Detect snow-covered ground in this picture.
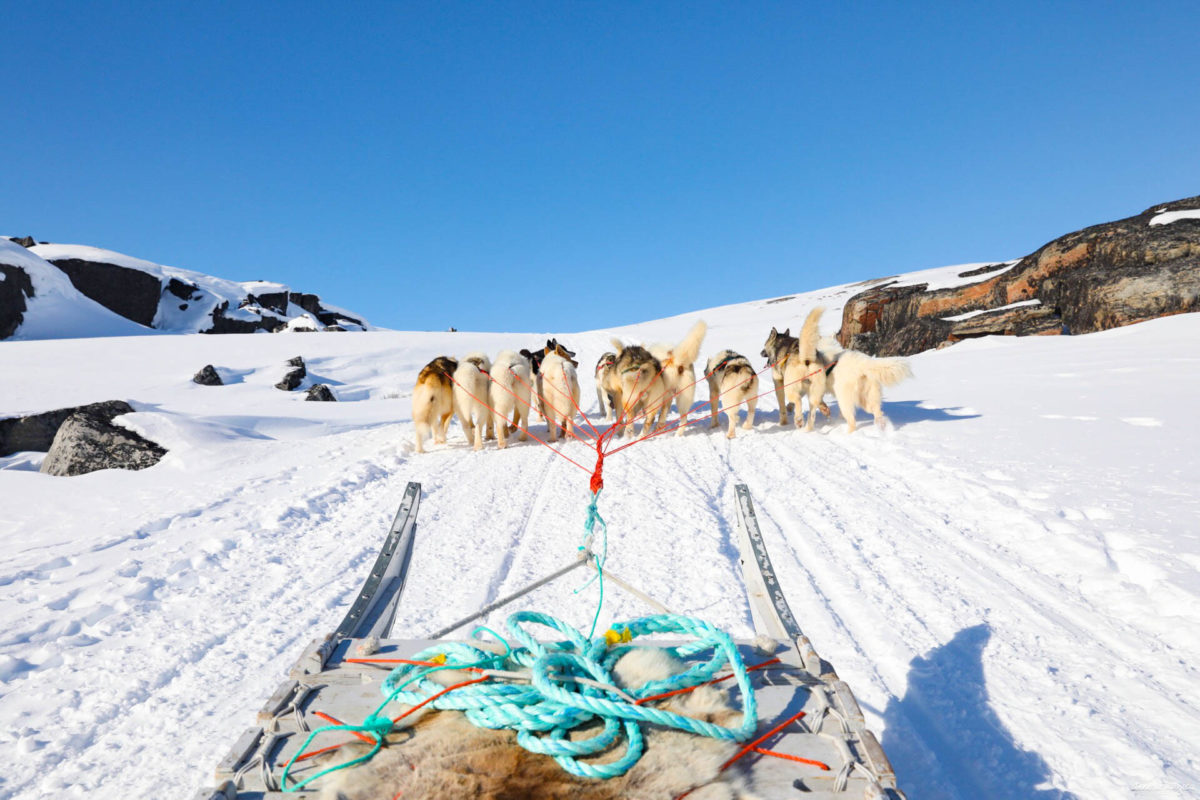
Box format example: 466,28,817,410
1,267,1198,799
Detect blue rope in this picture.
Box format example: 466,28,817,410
576,489,607,638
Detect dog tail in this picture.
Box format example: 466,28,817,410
799,307,824,362
860,355,913,386
672,320,707,366
610,337,626,354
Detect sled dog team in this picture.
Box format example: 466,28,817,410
412,308,912,453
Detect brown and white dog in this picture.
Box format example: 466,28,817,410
539,350,581,443
452,352,494,450
412,355,458,453
522,339,578,421
609,341,671,438
648,320,707,436
594,352,619,422
489,350,534,449
705,350,759,439
317,646,763,800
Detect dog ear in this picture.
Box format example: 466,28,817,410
783,328,791,337
520,348,533,359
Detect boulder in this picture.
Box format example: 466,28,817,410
838,195,1200,355
305,384,337,402
0,400,135,456
276,356,307,391
40,411,166,476
193,365,223,386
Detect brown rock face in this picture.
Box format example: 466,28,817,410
839,196,1200,355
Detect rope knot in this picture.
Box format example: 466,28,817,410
361,714,394,741
589,451,605,494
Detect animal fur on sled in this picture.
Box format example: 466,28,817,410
318,647,764,800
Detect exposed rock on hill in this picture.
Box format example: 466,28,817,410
839,196,1200,355
0,239,370,340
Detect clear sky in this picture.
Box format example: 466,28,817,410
4,2,1198,332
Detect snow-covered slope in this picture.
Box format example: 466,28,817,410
0,272,1197,799
0,239,371,339
0,239,151,340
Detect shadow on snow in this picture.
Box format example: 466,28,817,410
882,624,1075,800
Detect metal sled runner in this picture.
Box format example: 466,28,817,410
196,481,906,799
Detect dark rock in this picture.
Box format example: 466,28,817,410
253,290,289,315
50,258,161,326
193,365,223,386
838,195,1200,355
276,356,307,390
288,292,322,316
0,400,134,456
13,236,35,248
305,384,337,402
165,277,200,301
323,325,347,332
0,263,35,340
39,411,166,476
207,300,287,334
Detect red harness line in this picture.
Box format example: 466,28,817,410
607,362,824,455
441,369,595,476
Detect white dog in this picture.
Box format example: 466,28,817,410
797,308,913,433
539,350,581,443
648,320,707,435
453,352,494,450
489,350,534,449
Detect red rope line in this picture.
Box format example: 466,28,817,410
440,369,594,475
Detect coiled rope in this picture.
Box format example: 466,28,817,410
280,611,757,790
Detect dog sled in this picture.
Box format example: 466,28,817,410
195,482,906,800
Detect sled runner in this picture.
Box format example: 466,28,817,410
195,482,905,799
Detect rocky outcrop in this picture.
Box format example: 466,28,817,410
305,384,336,401
0,263,35,340
839,196,1200,355
40,411,166,476
50,258,162,327
276,356,307,391
0,400,136,456
193,365,223,386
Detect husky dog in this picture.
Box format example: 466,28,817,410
489,350,534,449
609,341,671,438
811,319,913,433
452,353,494,450
318,646,763,800
539,350,581,442
412,356,458,453
649,320,707,436
762,325,829,427
781,307,834,432
705,350,759,439
594,352,618,421
521,339,578,421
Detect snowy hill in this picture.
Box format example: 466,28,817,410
0,269,1198,799
0,238,371,340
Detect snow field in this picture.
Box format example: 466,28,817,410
1,278,1198,799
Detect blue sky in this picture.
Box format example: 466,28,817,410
4,2,1198,332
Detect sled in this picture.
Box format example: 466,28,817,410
195,481,906,799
